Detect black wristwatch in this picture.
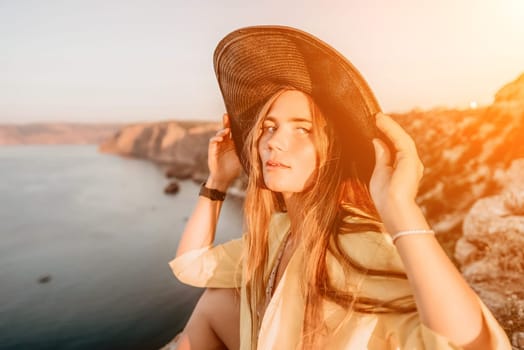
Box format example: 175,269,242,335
199,182,227,201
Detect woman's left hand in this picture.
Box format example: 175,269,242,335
369,113,425,218
369,114,497,349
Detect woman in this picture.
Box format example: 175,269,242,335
170,26,510,349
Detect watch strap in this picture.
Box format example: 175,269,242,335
199,182,226,201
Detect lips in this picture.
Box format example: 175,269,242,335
265,160,290,168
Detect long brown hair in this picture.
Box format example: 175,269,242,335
242,88,416,349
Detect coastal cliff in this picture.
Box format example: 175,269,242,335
0,123,122,145
394,73,524,241
396,74,524,345
99,121,221,183
455,159,524,342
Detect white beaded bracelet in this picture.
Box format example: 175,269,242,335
391,229,435,244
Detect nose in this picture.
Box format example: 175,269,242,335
266,128,288,151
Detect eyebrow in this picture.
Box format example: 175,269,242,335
264,116,313,123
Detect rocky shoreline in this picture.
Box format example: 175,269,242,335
98,120,248,195
99,74,524,348
99,120,218,180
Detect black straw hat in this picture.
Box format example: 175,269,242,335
213,25,382,183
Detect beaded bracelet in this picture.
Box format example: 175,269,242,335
391,229,435,244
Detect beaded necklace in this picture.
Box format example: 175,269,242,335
265,231,291,301
256,231,292,330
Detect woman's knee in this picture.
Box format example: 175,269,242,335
180,288,240,350
201,288,241,349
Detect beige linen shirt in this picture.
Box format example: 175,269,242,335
169,212,510,349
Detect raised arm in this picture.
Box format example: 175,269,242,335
176,113,242,258
369,113,506,350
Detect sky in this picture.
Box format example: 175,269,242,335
1,0,523,124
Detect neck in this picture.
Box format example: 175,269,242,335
283,194,302,238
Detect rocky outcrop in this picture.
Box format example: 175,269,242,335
393,77,524,245
99,121,221,183
495,73,524,104
455,159,524,345
394,77,524,345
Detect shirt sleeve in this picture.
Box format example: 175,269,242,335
404,299,511,350
168,238,243,288
334,232,511,349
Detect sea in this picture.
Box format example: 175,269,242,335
0,145,244,350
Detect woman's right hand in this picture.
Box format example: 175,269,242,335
207,113,242,190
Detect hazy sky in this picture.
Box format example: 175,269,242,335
1,0,523,124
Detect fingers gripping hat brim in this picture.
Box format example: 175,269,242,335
213,25,381,184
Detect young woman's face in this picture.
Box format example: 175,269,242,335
257,90,318,197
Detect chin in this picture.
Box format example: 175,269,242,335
263,179,303,193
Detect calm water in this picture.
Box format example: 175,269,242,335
0,145,244,350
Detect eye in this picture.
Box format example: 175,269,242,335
297,127,311,134
262,125,276,133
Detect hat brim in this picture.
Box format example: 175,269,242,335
213,25,381,184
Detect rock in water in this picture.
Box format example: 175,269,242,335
38,275,52,284
164,181,180,195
